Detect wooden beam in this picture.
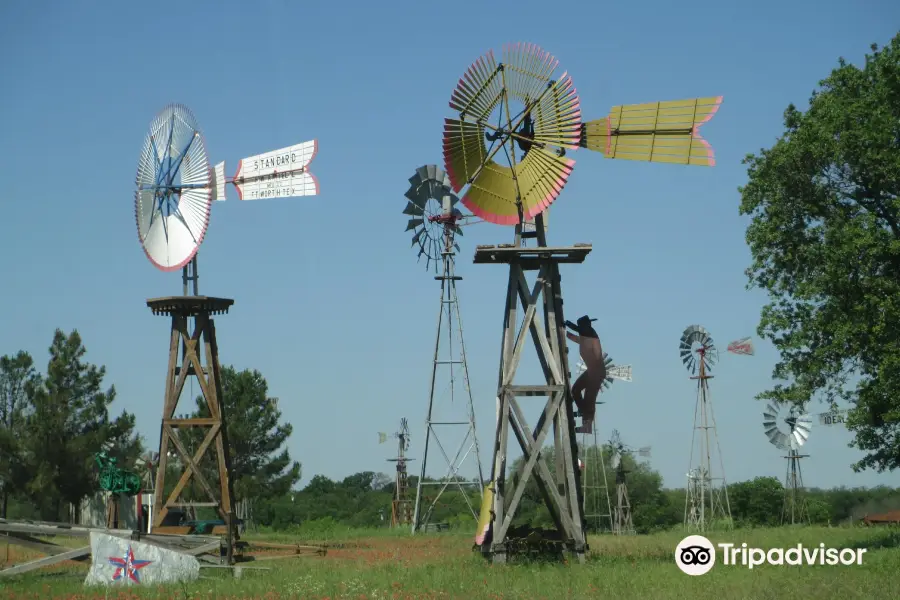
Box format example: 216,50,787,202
0,546,90,577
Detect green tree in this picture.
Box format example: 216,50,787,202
728,476,784,527
0,351,38,518
739,34,900,472
23,330,140,520
189,366,301,510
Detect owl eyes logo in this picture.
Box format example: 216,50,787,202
680,545,712,565
675,535,716,575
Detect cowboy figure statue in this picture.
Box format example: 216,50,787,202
565,315,606,434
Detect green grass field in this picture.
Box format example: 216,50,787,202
1,526,898,599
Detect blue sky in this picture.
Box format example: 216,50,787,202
1,0,899,492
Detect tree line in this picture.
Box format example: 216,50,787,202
1,329,898,534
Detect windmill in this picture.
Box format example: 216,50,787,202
443,42,722,563
133,450,158,534
763,401,812,525
680,326,751,531
402,165,485,534
380,418,415,528
573,354,632,533
607,430,650,535
134,104,318,552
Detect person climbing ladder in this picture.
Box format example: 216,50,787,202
565,315,607,434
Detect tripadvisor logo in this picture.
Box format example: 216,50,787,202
675,535,867,575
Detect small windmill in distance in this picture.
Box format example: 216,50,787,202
380,418,415,528
763,401,813,525
402,165,485,534
133,450,159,534
608,430,651,535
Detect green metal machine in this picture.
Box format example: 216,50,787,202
94,443,141,497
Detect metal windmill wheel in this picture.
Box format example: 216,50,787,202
679,325,718,375
763,401,812,451
402,165,463,272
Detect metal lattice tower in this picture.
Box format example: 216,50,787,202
684,467,704,530
401,165,485,534
580,430,613,533
575,360,631,534
783,448,810,525
680,325,732,531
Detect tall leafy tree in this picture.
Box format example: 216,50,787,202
0,351,38,517
739,34,900,472
189,366,301,509
24,330,140,520
728,476,784,527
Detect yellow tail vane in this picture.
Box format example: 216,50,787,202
580,96,722,166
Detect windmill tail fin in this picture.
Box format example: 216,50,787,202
580,96,722,166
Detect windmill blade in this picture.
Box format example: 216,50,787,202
403,198,425,215
580,97,722,166
610,451,621,469
443,120,575,225
790,412,813,448
762,400,801,451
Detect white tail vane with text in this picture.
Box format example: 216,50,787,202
727,337,754,356
606,364,633,382
818,410,848,426
211,140,319,201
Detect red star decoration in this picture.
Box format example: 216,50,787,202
108,545,152,583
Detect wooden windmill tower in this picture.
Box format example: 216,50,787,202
133,103,318,562
441,42,722,563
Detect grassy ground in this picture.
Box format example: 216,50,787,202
1,525,898,599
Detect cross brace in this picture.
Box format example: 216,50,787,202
474,245,592,563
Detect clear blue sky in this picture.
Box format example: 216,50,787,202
1,0,898,492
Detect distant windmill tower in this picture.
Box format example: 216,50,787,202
680,327,752,531
574,357,632,533
607,430,650,535
763,401,812,525
380,418,415,527
133,450,158,534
